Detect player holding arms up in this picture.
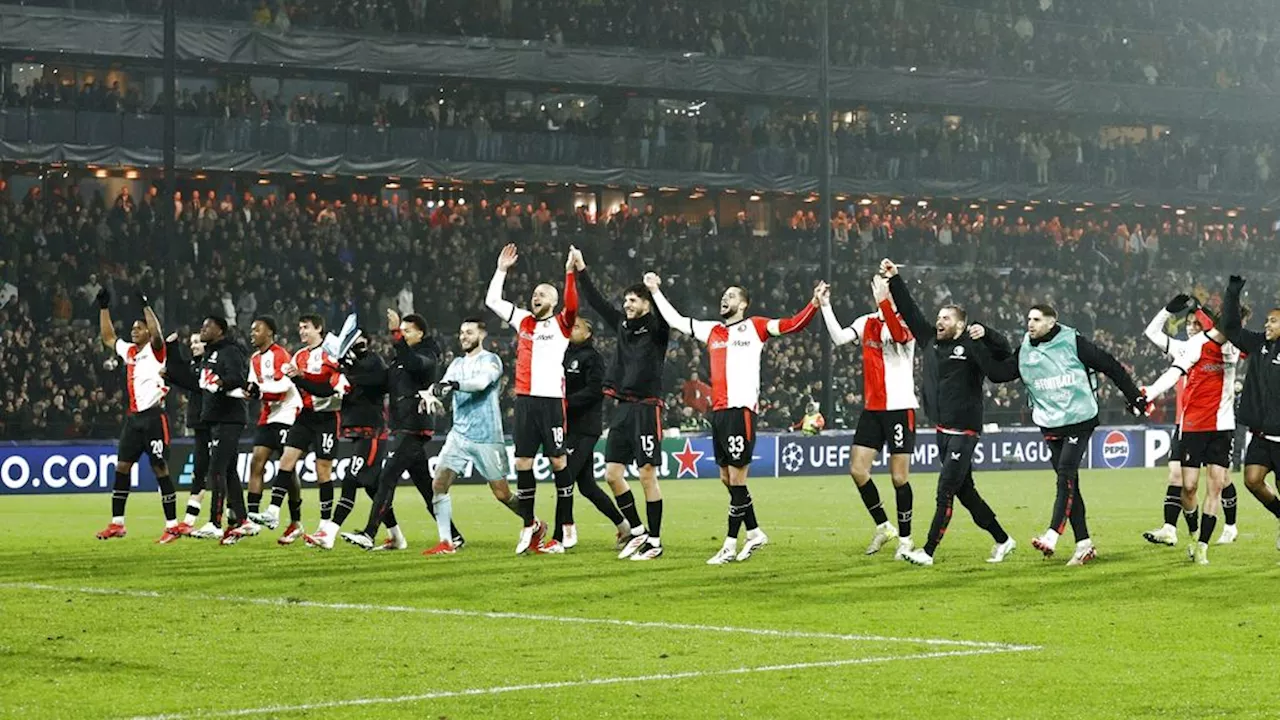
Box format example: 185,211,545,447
818,271,917,558
94,288,179,542
421,318,524,555
485,244,579,555
648,273,821,564
877,261,1016,566
1142,302,1239,565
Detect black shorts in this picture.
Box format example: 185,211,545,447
1244,434,1280,471
252,422,291,455
117,407,170,465
514,396,567,459
285,410,340,460
853,409,916,455
345,434,386,488
605,401,664,467
1168,426,1183,464
711,408,757,468
1181,430,1232,469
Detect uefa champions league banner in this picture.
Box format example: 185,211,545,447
0,427,1171,495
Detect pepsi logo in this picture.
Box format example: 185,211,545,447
1102,430,1130,469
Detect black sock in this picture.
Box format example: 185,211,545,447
1183,506,1200,534
741,487,758,531
247,491,262,515
1222,483,1239,526
1265,496,1280,519
728,486,748,538
894,482,913,538
516,468,536,525
271,469,293,509
857,480,889,525
111,471,130,519
319,482,334,521
1198,513,1218,545
646,499,663,539
615,489,644,530
334,481,359,526
156,475,177,523
1162,484,1181,526
553,466,574,541
184,496,201,521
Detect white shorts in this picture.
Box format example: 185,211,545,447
437,433,510,482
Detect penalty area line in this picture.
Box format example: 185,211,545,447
125,646,1033,720
0,582,1040,652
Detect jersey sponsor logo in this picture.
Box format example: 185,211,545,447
709,340,728,350
1101,430,1130,468
1032,373,1075,391
730,339,754,348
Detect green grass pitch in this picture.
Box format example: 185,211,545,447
3,468,1280,719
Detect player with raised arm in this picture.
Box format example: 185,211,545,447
341,310,449,550
421,318,524,556
251,315,342,544
1220,275,1280,549
873,261,1016,566
648,273,820,564
1141,296,1241,546
977,304,1148,566
94,287,179,542
484,244,579,555
575,249,667,554
1142,303,1239,565
819,271,917,559
303,332,415,551
243,316,302,540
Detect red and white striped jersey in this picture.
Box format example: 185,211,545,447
291,345,341,412
250,343,302,426
669,302,817,413
1173,334,1238,432
487,270,579,398
824,300,918,411
115,339,167,413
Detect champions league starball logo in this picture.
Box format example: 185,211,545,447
781,442,805,472
1102,431,1130,469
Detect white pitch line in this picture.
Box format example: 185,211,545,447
126,647,1030,720
0,582,1039,651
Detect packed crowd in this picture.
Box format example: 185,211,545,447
8,79,1280,196
2,176,1276,441
13,0,1280,92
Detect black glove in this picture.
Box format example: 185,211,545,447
431,381,460,400
135,289,149,308
1127,390,1150,418
1164,293,1192,313
95,288,111,310
245,382,261,399
1228,275,1246,292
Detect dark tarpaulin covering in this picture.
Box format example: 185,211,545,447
6,140,1279,208
2,7,1280,122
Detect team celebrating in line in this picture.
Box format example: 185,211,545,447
92,248,1280,566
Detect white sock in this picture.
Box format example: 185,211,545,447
165,519,177,529
1163,523,1176,533
649,536,661,547
1076,537,1092,549
1045,529,1060,545
747,527,765,540
182,514,196,525
631,526,647,537
389,525,405,543
723,537,738,550
112,516,124,525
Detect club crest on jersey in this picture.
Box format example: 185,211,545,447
568,360,579,371
737,324,747,333
951,345,966,358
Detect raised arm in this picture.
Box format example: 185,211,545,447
575,257,624,330
96,288,116,349
138,289,164,355
818,284,861,346
645,273,718,342
886,273,932,342
1223,275,1264,354
1145,294,1196,357
871,276,911,343
557,254,579,334
486,243,524,324
971,339,1022,383
764,283,821,337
